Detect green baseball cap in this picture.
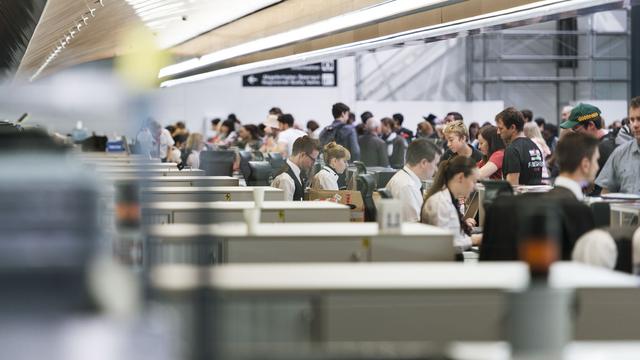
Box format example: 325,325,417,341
560,103,601,129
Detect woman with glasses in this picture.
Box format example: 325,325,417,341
311,142,351,191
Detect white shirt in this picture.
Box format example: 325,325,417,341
270,159,303,201
385,132,398,156
554,175,584,201
187,149,201,169
311,166,339,190
159,128,174,159
385,166,422,222
277,128,306,157
422,188,472,251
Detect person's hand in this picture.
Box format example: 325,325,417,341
465,218,477,228
471,234,482,246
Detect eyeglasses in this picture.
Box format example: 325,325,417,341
305,153,318,162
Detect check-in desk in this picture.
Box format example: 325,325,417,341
91,162,182,171
142,201,350,225
149,262,639,359
145,222,455,265
610,203,640,228
141,186,284,202
110,176,239,188
150,262,527,358
97,168,206,177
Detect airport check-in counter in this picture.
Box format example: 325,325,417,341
142,201,351,225
141,186,284,202
97,168,206,177
145,222,455,265
110,176,239,188
149,262,640,359
609,203,640,228
150,262,529,359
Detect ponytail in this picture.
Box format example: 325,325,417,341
422,155,477,235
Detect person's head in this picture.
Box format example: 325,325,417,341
147,120,162,138
495,107,525,144
555,131,600,182
332,102,350,121
405,138,442,180
468,122,480,141
521,109,533,123
290,136,321,172
477,125,505,159
380,117,395,135
417,121,434,137
543,123,558,141
277,113,295,130
392,113,404,128
175,121,186,130
629,96,640,142
366,118,381,135
560,103,603,136
361,111,374,124
534,117,546,132
347,112,356,125
443,121,469,154
211,118,221,130
239,124,260,141
185,132,205,152
165,124,176,135
269,107,283,116
323,142,351,174
306,120,319,133
426,156,479,200
220,119,235,136
445,111,463,123
561,105,573,121
524,122,545,142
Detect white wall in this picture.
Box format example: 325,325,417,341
150,57,357,132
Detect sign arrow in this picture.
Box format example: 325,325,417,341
247,75,259,85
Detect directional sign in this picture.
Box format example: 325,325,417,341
242,60,337,87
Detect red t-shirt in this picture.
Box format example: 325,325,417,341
476,149,504,180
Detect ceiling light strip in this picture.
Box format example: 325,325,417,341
159,0,455,78
160,0,627,87
30,0,110,82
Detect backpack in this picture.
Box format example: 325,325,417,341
319,122,345,146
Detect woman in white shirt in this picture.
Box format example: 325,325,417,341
421,156,481,254
311,142,350,190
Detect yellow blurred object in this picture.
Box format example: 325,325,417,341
115,26,171,89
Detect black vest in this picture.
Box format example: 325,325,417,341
277,163,305,201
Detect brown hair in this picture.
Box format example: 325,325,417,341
291,135,321,157
555,132,599,174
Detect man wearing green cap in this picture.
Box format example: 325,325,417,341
560,103,617,195
595,97,640,194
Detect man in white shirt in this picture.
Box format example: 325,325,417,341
136,120,174,160
277,113,306,158
385,138,442,222
271,136,321,201
552,132,600,201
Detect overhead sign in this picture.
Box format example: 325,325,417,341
242,61,337,87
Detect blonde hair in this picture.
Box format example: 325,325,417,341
523,122,545,142
185,132,204,151
443,120,468,140
324,141,350,163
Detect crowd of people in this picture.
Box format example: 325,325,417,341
135,98,640,258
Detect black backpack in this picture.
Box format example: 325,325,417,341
319,122,345,147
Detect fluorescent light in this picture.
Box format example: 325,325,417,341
159,0,451,78
160,0,624,87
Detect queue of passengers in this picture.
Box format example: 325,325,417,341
136,98,640,260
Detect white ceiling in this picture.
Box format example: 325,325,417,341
125,0,281,49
